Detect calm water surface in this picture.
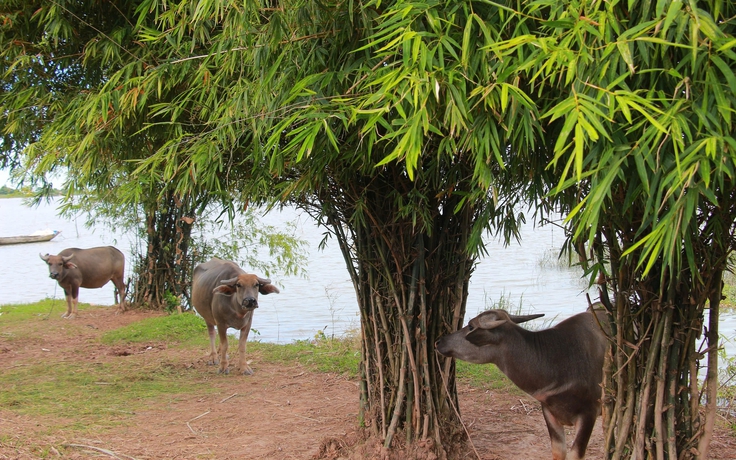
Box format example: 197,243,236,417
2,197,734,353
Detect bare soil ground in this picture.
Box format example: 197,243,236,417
1,306,735,459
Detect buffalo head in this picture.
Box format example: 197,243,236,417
213,273,280,314
435,309,544,363
40,253,77,280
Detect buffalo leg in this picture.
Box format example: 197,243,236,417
62,288,73,318
568,410,597,460
237,314,254,375
205,323,219,365
62,286,80,319
542,405,567,460
112,276,127,312
70,285,80,319
217,324,230,374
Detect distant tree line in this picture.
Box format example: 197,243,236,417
0,185,60,197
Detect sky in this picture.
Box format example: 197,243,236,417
0,168,65,188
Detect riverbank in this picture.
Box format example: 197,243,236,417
1,302,735,459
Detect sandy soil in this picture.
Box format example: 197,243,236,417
1,306,735,459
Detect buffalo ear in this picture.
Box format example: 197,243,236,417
64,262,78,269
213,285,236,295
259,283,280,295
476,318,507,330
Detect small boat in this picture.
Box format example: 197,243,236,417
0,230,61,246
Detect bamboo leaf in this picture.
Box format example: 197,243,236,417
616,41,636,74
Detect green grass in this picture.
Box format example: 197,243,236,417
100,311,207,346
455,361,519,393
251,336,362,376
0,299,92,322
0,358,211,431
0,301,516,439
98,312,363,375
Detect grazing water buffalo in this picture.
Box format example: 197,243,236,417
40,246,127,319
436,305,610,460
191,258,280,375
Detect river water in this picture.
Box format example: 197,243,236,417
2,197,734,353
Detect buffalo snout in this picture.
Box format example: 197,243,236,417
242,297,258,309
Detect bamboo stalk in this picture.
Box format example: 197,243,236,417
608,296,626,459
654,306,673,460
634,309,664,458
371,293,387,438
666,338,679,460
614,359,638,459
696,278,721,460
384,347,407,448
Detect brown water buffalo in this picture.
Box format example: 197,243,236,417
191,257,280,375
40,246,127,319
436,305,610,460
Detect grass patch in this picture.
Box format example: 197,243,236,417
251,334,362,377
455,361,520,393
1,300,517,438
0,358,211,430
100,311,207,346
0,299,92,322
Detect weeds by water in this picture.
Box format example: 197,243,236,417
722,270,736,311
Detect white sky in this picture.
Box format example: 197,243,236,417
0,168,66,188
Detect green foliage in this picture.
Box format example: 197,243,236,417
2,0,734,455
190,208,308,280
491,0,736,280
162,290,181,314
100,312,206,346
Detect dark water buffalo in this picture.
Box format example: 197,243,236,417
40,246,127,319
436,305,610,460
191,257,280,375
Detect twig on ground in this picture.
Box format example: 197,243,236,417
186,410,211,435
220,393,238,403
63,443,137,460
511,399,538,416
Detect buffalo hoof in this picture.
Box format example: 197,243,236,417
241,367,254,376
217,368,230,375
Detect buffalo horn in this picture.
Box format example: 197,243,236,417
509,313,545,324
39,253,50,262
219,277,239,286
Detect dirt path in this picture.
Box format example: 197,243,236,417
1,306,735,459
